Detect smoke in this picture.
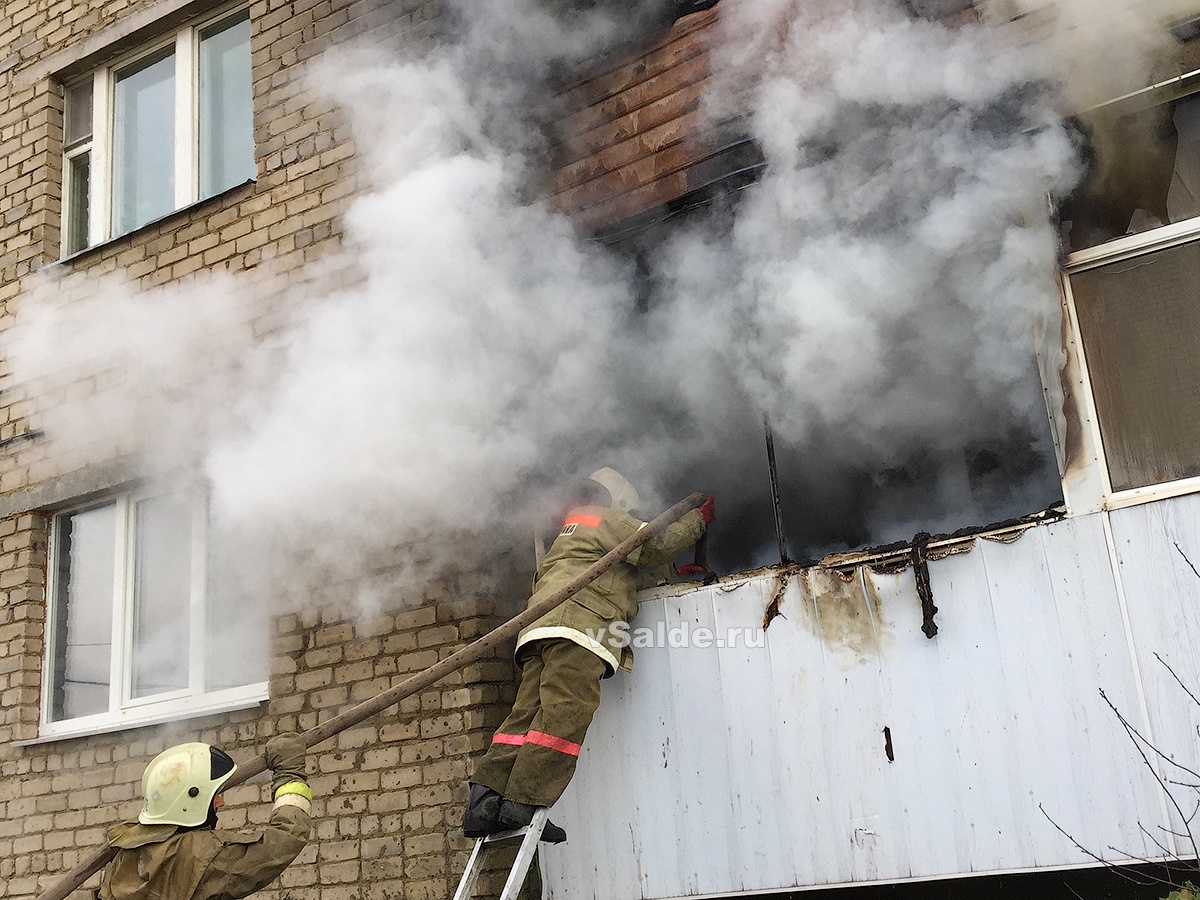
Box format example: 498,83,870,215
978,0,1200,112
14,0,1105,608
642,0,1082,553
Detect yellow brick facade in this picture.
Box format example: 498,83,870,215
0,2,526,899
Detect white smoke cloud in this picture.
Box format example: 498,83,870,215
13,0,1114,605
641,0,1080,544
979,0,1200,111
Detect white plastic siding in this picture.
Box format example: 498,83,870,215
541,492,1200,898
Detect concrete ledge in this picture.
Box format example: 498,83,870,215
0,460,141,518
15,0,230,88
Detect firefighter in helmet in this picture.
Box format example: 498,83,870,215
99,732,312,900
462,468,715,842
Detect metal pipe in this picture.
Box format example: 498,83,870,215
34,492,706,900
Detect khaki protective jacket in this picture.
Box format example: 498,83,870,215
98,805,309,900
516,504,705,675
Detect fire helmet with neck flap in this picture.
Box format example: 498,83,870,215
588,467,641,517
138,742,237,827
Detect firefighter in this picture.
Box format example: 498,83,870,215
462,468,715,842
99,732,312,900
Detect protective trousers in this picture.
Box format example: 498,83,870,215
472,639,608,807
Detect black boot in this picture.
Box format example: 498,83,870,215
498,799,567,844
462,784,503,838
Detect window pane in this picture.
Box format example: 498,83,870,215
205,552,267,691
65,79,94,147
113,47,175,236
65,152,91,255
49,504,116,722
1070,238,1200,490
131,494,192,698
199,11,254,198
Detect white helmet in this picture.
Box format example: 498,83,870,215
138,742,237,827
589,468,641,516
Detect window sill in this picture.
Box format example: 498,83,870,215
1064,214,1200,272
1103,475,1200,512
15,681,269,745
49,178,256,269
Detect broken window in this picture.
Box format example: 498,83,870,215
1061,88,1200,253
597,192,1064,574
43,489,266,736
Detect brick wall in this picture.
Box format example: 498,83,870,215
0,1,532,899
0,581,516,900
0,0,436,491
0,0,728,897
545,7,732,230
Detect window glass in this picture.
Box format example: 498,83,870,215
49,503,116,722
45,490,266,730
205,559,268,690
62,8,255,255
199,10,254,198
1070,238,1200,490
131,494,192,698
64,80,93,147
112,46,176,235
65,153,91,255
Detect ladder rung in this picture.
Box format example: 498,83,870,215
481,824,534,844
453,808,549,900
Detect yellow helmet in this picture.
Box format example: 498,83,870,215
138,742,237,827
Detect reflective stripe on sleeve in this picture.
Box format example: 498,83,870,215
492,732,526,746
564,514,602,528
273,793,312,814
274,781,314,802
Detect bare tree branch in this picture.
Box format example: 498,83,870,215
1100,689,1200,863
1156,651,1200,712
1139,820,1176,858
1102,689,1200,782
1039,804,1159,885
1101,847,1197,888
1174,542,1200,581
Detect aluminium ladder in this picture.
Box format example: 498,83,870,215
452,808,548,900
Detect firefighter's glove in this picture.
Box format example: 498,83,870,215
699,496,716,525
265,732,309,799
676,564,708,577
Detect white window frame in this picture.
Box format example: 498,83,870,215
61,2,253,257
1048,73,1200,514
38,489,267,740
1058,218,1200,514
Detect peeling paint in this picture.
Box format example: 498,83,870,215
1056,299,1089,482
911,533,939,639
678,511,1062,647
762,571,790,629
853,828,879,848
816,508,1059,575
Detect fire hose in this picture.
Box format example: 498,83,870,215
35,492,706,900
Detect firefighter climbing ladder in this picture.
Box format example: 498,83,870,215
452,809,549,900
34,493,705,900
